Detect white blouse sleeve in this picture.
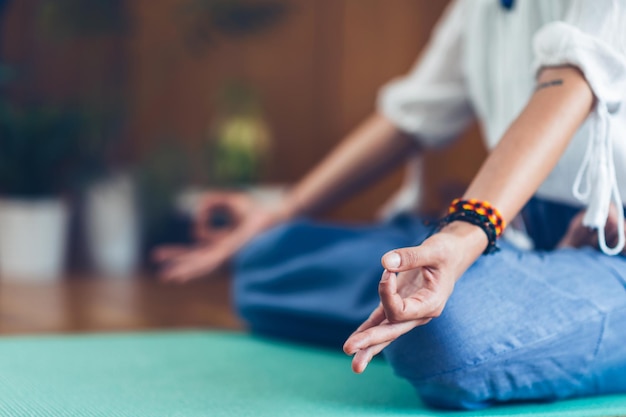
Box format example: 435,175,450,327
377,0,473,148
533,0,626,255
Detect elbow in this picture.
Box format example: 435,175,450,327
536,65,595,115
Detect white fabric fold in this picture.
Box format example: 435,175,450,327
572,104,625,254
377,0,474,148
534,19,626,254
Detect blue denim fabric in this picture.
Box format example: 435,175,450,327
233,199,626,409
234,215,427,347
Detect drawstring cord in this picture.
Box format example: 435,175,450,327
572,103,625,255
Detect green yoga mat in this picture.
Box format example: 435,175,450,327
0,331,624,417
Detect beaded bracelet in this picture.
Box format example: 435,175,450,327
435,199,506,255
449,199,506,237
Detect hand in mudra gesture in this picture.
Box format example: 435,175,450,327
153,191,286,283
344,222,486,373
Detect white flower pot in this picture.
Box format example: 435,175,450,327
85,174,140,277
0,198,69,281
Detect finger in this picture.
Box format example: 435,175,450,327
379,272,440,323
152,246,192,263
354,304,385,333
381,244,440,273
160,260,208,283
346,318,429,353
159,249,222,283
195,209,237,242
196,228,231,246
194,210,213,241
378,271,406,321
159,257,197,283
194,193,246,241
172,255,219,282
344,305,385,355
604,207,620,248
591,228,600,249
194,206,235,242
351,340,392,374
606,228,619,249
557,210,589,248
159,215,254,282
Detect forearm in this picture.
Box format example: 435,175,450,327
443,66,594,264
464,66,594,221
281,113,418,219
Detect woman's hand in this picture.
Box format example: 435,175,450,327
153,191,289,283
558,204,626,255
192,192,255,243
343,222,486,373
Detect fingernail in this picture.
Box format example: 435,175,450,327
385,252,401,268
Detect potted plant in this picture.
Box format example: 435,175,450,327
178,0,285,187
174,1,289,216
0,102,82,280
209,81,272,188
36,0,139,277
76,102,140,278
175,81,281,226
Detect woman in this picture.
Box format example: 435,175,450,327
156,0,626,410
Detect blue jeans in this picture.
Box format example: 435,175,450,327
233,199,626,409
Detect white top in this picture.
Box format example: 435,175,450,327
379,0,626,254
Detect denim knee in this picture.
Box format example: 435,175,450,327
232,219,375,347
384,325,494,410
234,220,308,272
383,250,608,410
232,221,299,321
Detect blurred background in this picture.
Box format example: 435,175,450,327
0,0,485,284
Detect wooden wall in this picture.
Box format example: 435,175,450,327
3,0,487,220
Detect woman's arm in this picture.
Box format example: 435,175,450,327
281,113,418,219
344,65,594,372
464,66,593,221
156,113,418,282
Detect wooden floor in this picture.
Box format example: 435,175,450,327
0,274,243,335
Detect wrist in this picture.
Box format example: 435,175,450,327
276,193,302,222
438,221,489,263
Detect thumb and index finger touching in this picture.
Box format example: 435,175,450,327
344,244,441,350
194,193,249,242
381,241,441,272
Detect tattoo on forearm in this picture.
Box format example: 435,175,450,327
535,79,563,91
